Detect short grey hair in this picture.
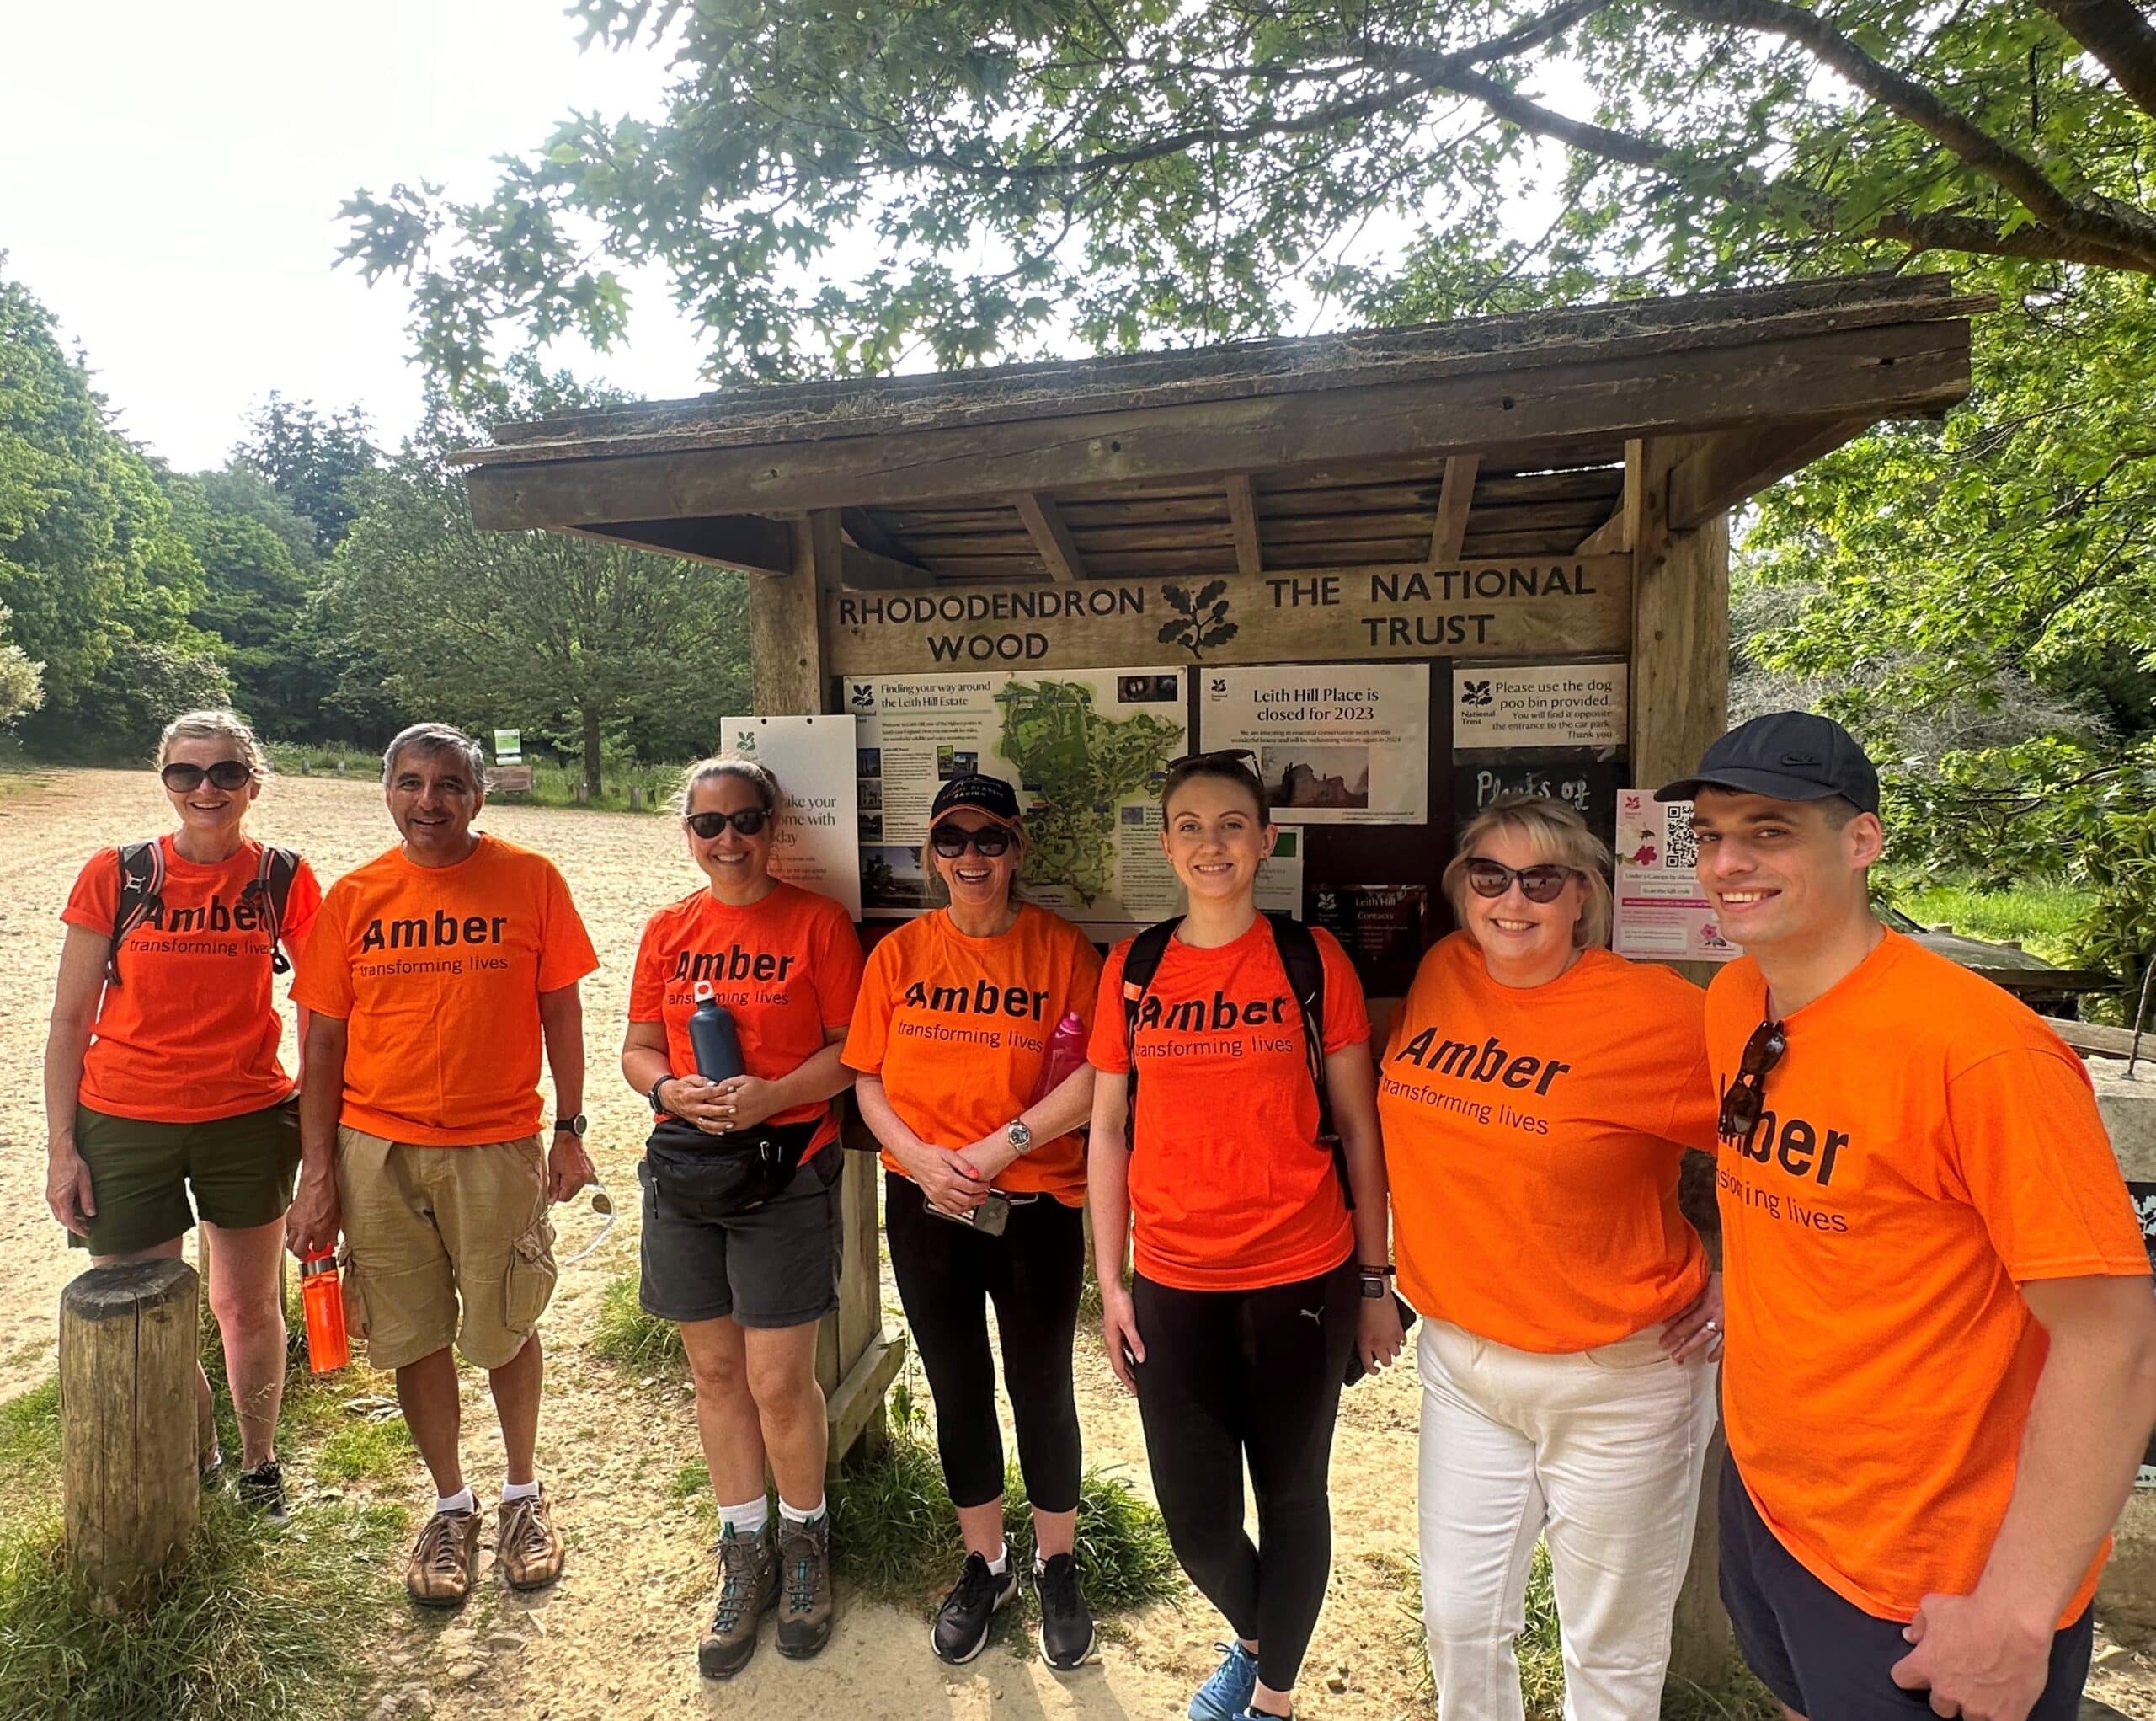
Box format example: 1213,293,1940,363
382,723,487,788
1444,793,1614,949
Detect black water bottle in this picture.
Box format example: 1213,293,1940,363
688,981,745,1081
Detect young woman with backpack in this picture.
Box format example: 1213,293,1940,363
41,708,323,1520
1088,750,1403,1721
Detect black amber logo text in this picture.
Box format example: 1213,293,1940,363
904,978,1050,1020
136,896,270,935
1133,990,1289,1033
1723,1099,1847,1187
359,911,510,954
672,944,798,985
1391,1029,1572,1097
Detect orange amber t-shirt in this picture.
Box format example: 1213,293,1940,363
629,880,865,1159
61,836,323,1123
1380,933,1718,1352
1710,931,2148,1626
291,834,599,1146
1091,918,1369,1291
844,904,1102,1206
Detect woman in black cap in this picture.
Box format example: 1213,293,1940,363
844,774,1104,1670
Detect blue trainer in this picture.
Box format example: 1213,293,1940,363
1188,1642,1259,1721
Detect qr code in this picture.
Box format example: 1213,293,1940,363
1662,808,1700,871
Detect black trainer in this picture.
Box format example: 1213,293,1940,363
236,1459,287,1524
931,1551,1017,1665
1035,1551,1095,1670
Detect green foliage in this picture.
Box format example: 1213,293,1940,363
0,605,42,726
231,396,378,553
0,264,223,754
590,1272,686,1373
318,360,750,795
310,1417,419,1487
1881,878,2091,968
338,0,2156,383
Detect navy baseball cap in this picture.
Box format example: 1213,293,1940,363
1655,712,1880,815
929,773,1024,830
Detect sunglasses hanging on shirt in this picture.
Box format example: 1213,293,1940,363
930,824,1013,858
686,808,771,839
161,761,254,792
1718,1018,1787,1147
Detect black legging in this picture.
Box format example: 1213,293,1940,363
1132,1258,1358,1693
884,1169,1085,1513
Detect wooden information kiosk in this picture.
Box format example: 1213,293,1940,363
455,272,1983,1681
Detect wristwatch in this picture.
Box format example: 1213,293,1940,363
1358,1263,1393,1301
648,1076,674,1115
555,1113,589,1137
1006,1119,1034,1157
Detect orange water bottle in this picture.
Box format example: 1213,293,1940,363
300,1248,352,1373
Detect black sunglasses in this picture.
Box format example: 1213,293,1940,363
1465,858,1582,904
930,824,1012,858
686,808,771,839
1718,1018,1787,1147
1166,747,1262,782
161,761,254,792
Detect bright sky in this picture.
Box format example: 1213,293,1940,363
1,0,709,471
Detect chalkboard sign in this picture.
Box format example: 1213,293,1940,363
1449,757,1620,851
1310,884,1431,997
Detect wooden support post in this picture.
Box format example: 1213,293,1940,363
1225,473,1263,577
61,1259,200,1611
750,513,835,714
1428,453,1480,564
1011,492,1086,583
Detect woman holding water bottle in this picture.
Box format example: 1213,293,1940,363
620,756,865,1681
844,774,1103,1672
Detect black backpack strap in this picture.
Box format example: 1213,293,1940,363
1262,911,1353,1207
107,840,166,987
243,845,302,975
1118,917,1183,1145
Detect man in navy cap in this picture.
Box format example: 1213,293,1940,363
1665,712,2156,1721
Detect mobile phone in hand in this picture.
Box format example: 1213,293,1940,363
922,1190,1011,1236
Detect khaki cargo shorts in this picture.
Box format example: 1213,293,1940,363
334,1127,558,1371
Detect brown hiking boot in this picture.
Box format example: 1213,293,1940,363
774,1512,834,1659
406,1507,482,1607
697,1523,777,1680
497,1489,564,1590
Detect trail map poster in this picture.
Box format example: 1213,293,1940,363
844,670,1190,933
717,714,863,920
1198,665,1430,824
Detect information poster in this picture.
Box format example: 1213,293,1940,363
1452,662,1627,751
844,669,1190,934
1199,665,1429,824
1310,884,1428,996
492,727,523,763
718,714,864,921
1611,789,1737,964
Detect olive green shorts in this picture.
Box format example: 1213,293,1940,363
70,1099,302,1257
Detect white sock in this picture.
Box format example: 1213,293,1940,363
500,1478,541,1505
435,1486,475,1516
984,1541,1009,1576
777,1494,825,1525
720,1496,770,1537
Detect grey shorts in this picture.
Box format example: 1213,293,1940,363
638,1143,842,1330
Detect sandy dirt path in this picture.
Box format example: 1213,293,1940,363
7,767,2152,1719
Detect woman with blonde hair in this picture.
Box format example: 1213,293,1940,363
43,708,323,1520
1379,793,1721,1721
620,756,865,1678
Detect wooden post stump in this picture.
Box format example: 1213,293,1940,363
61,1259,200,1611
628,784,646,811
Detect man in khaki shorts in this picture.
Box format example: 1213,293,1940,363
288,724,599,1606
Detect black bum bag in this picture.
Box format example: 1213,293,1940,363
641,1117,819,1217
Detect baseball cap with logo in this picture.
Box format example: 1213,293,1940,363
929,773,1025,831
1654,711,1880,815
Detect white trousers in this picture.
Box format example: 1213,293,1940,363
1417,1317,1718,1721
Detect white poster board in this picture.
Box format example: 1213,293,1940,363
1198,664,1429,823
718,714,863,921
1611,789,1737,964
1453,662,1627,751
492,727,523,764
844,669,1191,936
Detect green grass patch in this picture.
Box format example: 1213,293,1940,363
830,1430,1179,1621
0,1495,403,1721
310,1416,417,1487
1878,875,2093,969
0,1385,60,1525
518,758,677,813
590,1272,686,1375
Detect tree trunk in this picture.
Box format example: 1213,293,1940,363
580,707,602,799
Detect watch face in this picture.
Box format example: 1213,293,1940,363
1008,1120,1033,1152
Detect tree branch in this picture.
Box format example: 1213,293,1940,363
2031,0,2156,120
1871,210,2156,273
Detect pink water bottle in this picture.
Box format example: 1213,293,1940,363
1031,1011,1088,1103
